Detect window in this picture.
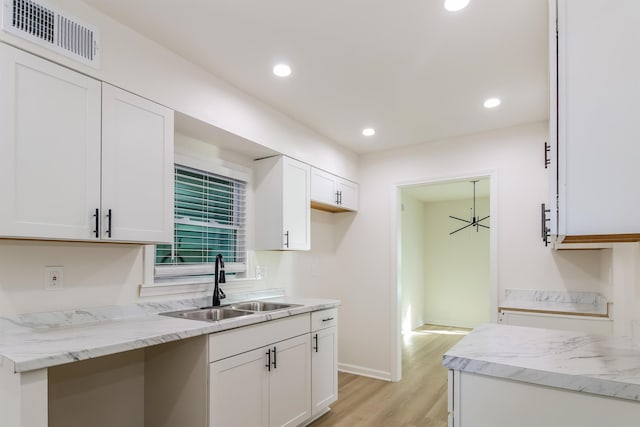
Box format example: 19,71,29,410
155,164,246,282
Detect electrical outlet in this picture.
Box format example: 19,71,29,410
255,265,264,280
45,266,64,290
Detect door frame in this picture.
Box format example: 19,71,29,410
389,169,498,382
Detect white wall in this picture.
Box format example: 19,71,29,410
423,197,490,328
332,121,610,379
399,193,425,333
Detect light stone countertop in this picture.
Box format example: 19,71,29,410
0,290,340,373
443,323,640,402
499,289,608,316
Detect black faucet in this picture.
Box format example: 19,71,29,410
212,253,226,306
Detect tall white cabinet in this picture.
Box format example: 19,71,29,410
549,0,640,244
0,42,174,244
254,156,310,250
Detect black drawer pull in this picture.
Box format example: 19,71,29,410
322,317,334,322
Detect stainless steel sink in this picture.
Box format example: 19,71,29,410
161,307,253,321
229,301,301,312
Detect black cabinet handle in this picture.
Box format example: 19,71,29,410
272,346,277,369
284,231,289,248
93,208,99,238
544,142,551,169
541,203,551,247
106,209,112,238
265,348,271,372
339,190,343,205
322,317,334,322
335,191,340,205
313,333,318,353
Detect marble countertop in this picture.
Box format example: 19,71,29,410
0,290,339,373
499,289,608,316
443,323,640,402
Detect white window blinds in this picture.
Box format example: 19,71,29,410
155,165,246,280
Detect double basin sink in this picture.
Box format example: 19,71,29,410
161,301,301,322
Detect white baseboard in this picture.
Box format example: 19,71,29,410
421,317,480,329
338,363,392,381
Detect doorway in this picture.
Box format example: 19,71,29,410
390,173,498,381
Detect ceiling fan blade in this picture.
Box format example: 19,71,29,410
477,215,490,223
477,223,490,229
450,222,474,235
449,215,471,224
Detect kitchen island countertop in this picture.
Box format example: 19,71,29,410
443,323,640,402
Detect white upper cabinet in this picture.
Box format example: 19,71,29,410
101,84,174,243
0,43,174,244
0,42,102,240
310,167,358,212
254,156,310,250
550,0,640,243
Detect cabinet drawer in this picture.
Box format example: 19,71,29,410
311,308,338,331
209,313,310,362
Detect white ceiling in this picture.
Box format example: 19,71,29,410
403,178,489,203
82,0,548,154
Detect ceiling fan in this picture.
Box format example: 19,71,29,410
449,180,490,235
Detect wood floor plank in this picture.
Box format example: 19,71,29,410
309,324,469,427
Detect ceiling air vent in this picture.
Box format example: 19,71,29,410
1,0,100,68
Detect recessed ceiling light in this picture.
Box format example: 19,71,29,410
444,0,470,12
273,63,292,77
362,128,376,136
483,97,501,109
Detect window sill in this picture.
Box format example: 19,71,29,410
139,277,261,297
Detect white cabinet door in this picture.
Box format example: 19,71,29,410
310,168,339,206
553,0,640,238
336,178,358,211
254,156,310,250
0,42,101,240
269,334,311,427
281,157,310,250
311,327,338,416
101,83,174,243
209,346,269,427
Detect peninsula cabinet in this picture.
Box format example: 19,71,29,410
549,0,640,246
0,42,174,244
448,370,640,427
310,167,358,212
254,155,310,250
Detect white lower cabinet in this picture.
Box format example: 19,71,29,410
310,309,338,417
144,311,336,427
208,314,312,427
210,334,311,427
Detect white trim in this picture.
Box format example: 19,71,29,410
338,363,392,382
140,152,252,295
390,169,499,383
174,151,250,183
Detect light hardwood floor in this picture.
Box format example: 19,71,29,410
309,324,469,427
